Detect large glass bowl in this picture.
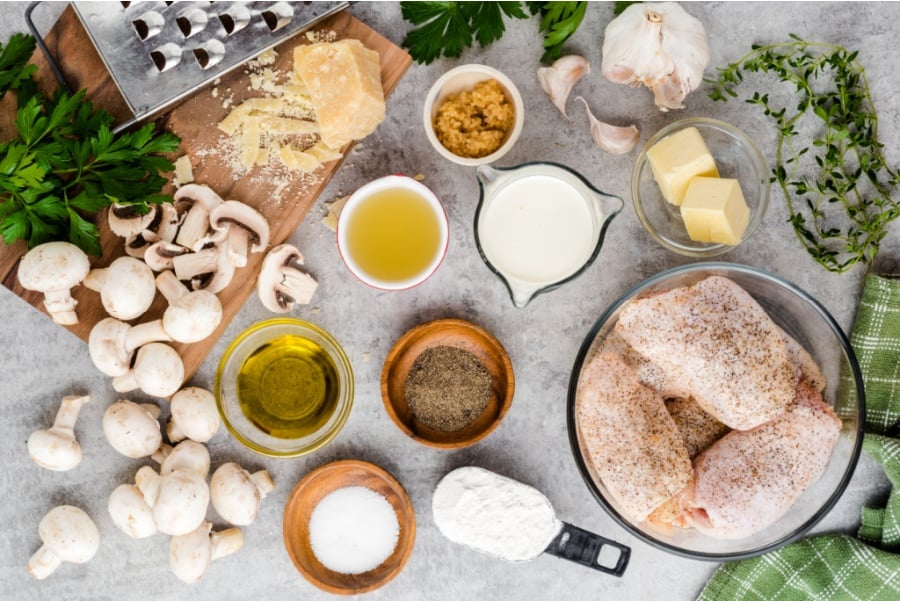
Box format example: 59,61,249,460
632,118,770,257
567,263,864,560
215,318,354,458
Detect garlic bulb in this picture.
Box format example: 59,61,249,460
576,97,639,155
601,2,710,111
537,55,590,121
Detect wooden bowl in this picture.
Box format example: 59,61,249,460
381,318,515,449
283,459,416,594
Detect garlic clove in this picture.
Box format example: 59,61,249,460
601,2,710,111
537,55,591,121
576,97,640,155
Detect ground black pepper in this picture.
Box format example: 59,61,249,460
404,345,492,432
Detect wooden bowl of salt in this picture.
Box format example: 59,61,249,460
381,318,515,449
283,459,416,594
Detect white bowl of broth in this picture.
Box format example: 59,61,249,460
337,175,449,290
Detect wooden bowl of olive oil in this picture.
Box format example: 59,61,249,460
381,318,515,449
215,318,353,457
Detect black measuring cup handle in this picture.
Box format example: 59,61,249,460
544,522,630,576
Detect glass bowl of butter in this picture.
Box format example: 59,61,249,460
631,118,769,257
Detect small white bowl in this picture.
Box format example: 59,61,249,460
423,64,525,167
336,175,449,291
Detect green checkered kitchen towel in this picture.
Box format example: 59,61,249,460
697,274,900,601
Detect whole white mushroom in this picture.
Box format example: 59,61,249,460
108,483,157,539
135,465,209,537
27,394,90,471
169,521,244,584
152,440,211,479
17,242,91,325
112,342,184,398
27,505,100,580
210,463,275,526
83,256,156,321
167,387,220,443
102,400,162,459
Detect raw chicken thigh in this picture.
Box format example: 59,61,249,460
680,378,841,538
576,352,693,522
615,275,798,430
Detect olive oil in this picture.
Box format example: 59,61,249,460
236,334,339,439
344,187,442,283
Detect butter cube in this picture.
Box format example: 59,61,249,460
646,127,719,206
293,39,385,149
680,177,750,245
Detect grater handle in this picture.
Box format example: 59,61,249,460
25,1,72,93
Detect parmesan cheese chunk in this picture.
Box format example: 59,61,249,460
293,39,385,149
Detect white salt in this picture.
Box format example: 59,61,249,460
308,486,400,574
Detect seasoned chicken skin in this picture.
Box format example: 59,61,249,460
576,352,693,522
615,275,798,430
680,378,841,539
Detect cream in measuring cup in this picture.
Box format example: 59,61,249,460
475,163,622,307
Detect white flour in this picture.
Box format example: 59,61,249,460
432,467,561,562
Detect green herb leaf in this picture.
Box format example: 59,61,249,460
0,33,37,99
528,1,588,63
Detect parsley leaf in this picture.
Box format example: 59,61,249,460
0,34,181,255
527,1,588,63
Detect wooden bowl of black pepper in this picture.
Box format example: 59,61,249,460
381,318,515,449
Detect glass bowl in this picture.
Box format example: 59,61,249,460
215,318,353,458
631,118,770,257
567,263,864,560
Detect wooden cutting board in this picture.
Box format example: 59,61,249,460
0,6,412,384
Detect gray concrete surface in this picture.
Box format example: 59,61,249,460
1,2,898,600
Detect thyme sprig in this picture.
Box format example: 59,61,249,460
707,35,900,273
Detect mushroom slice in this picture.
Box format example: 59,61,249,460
145,241,191,272
537,55,591,120
172,248,219,282
155,202,183,243
17,242,91,325
83,256,157,321
156,270,222,343
174,184,224,250
257,244,318,313
170,521,244,584
28,506,100,580
168,387,220,443
123,231,157,260
27,394,90,472
108,203,159,238
111,342,185,398
576,97,640,155
102,400,163,459
207,200,270,268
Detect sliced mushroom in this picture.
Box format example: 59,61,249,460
173,246,237,294
174,184,224,250
156,270,222,343
257,244,318,313
169,521,244,584
83,256,156,321
108,203,158,238
17,242,91,325
111,342,184,398
144,241,191,272
102,399,162,459
155,202,182,243
27,394,91,472
206,200,270,267
167,387,220,443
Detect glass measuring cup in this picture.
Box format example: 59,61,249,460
474,162,623,308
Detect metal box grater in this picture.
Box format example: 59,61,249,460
69,1,349,131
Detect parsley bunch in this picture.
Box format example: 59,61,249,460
707,36,900,273
401,1,592,64
0,33,180,256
